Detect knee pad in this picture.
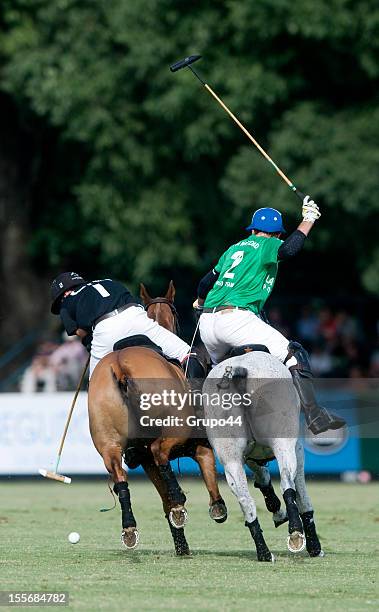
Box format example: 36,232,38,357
285,341,312,377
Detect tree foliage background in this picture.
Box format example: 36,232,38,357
0,0,378,347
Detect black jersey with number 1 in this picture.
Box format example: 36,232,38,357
59,279,137,335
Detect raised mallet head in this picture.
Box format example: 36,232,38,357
170,55,202,73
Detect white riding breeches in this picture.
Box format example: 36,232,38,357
199,308,296,366
89,305,190,377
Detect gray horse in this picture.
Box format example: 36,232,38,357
202,350,324,562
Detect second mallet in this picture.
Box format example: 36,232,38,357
170,55,305,201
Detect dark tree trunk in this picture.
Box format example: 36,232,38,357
0,94,48,356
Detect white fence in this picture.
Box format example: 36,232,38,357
0,393,106,475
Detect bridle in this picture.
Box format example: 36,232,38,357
144,298,180,335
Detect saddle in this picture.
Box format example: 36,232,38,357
222,343,270,361
217,344,271,391
113,335,182,368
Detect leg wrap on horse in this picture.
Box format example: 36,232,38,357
158,463,186,506
254,481,281,514
183,353,207,394
283,488,303,534
165,515,190,555
301,510,322,557
245,518,272,562
286,341,346,435
114,482,137,528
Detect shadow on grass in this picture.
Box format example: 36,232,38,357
103,548,330,562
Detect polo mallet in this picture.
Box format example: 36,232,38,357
170,55,305,201
39,355,90,484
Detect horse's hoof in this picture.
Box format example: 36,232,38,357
273,510,288,528
169,506,188,529
257,551,275,562
310,549,325,558
209,500,228,523
176,547,191,557
287,531,306,553
121,527,139,550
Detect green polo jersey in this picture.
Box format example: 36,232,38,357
204,235,282,314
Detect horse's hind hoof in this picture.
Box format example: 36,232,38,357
169,506,188,529
209,500,228,523
287,531,306,553
310,549,325,558
121,527,139,550
176,546,191,557
258,551,275,562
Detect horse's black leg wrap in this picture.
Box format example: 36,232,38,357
158,463,186,506
301,510,322,557
283,488,303,534
245,518,272,561
254,480,281,514
166,515,190,555
114,482,137,528
287,341,346,435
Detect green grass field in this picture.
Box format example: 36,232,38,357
1,479,378,611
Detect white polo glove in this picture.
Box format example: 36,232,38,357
302,195,321,223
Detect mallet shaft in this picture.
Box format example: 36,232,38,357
179,60,305,201
205,85,292,187
56,355,90,467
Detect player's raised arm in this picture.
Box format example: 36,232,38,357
278,196,321,260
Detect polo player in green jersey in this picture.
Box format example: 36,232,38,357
194,196,346,435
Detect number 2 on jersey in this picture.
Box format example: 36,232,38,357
223,251,244,279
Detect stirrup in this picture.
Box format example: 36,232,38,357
305,406,346,435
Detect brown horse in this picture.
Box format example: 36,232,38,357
88,283,226,555
88,333,194,552
140,281,227,517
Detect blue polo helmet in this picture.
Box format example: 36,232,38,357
246,207,285,233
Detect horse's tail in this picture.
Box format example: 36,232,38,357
111,365,142,439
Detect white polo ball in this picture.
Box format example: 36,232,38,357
68,531,80,544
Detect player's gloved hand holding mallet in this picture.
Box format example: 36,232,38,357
302,196,321,223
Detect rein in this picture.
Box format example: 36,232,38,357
144,298,180,335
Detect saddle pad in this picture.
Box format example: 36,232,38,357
113,334,163,353
226,344,270,359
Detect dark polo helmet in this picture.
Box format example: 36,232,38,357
50,272,85,314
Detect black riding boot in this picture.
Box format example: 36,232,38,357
287,342,346,435
183,353,207,391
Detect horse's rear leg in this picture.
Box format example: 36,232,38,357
103,446,139,550
222,457,273,562
150,437,188,529
271,439,305,554
194,444,227,523
142,461,190,556
246,459,288,528
294,441,324,557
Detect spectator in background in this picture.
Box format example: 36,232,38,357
266,307,291,337
20,343,57,392
296,305,319,344
335,310,361,342
49,333,88,391
318,307,338,342
309,341,333,377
